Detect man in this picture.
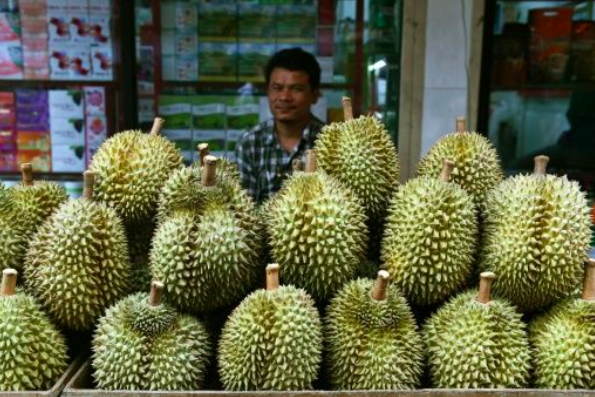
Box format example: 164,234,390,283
235,48,324,203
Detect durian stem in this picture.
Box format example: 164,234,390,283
533,155,549,176
1,269,17,296
266,263,280,291
440,160,455,182
292,158,304,172
456,116,466,133
581,259,595,301
342,96,353,121
198,143,209,167
150,117,165,136
83,171,94,200
201,155,218,186
305,149,317,173
371,270,390,301
21,163,34,186
148,281,165,306
476,272,496,304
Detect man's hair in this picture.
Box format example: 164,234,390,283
264,48,321,90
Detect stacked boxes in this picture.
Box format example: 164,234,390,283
16,89,51,171
0,92,16,170
49,89,85,172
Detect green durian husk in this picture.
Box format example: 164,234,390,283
92,292,211,390
25,198,131,331
480,174,592,313
0,290,68,391
125,220,155,292
218,285,322,391
423,290,531,388
324,278,424,390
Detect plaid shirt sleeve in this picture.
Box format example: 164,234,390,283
235,130,258,198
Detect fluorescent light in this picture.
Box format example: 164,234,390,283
368,59,387,72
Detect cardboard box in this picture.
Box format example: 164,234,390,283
50,117,85,145
47,12,71,42
85,115,106,147
88,15,110,44
0,43,23,79
238,4,276,41
70,12,90,43
69,45,92,79
0,150,16,171
51,143,85,172
161,129,193,163
158,97,192,130
49,46,71,79
84,86,105,115
49,89,84,118
17,131,50,150
90,44,113,80
198,4,237,40
0,12,21,42
198,42,237,81
237,43,275,81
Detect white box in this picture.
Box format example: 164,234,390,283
90,44,112,80
47,12,71,42
69,45,91,79
49,46,71,80
85,115,107,146
51,144,85,172
50,117,85,145
84,86,106,115
69,12,90,43
49,89,84,118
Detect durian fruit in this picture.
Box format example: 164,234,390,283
25,171,131,331
531,259,595,389
0,164,68,273
0,269,68,391
125,220,155,292
197,142,240,182
316,97,399,222
92,281,211,390
150,155,262,313
218,263,323,390
417,117,503,210
480,155,592,313
381,160,478,307
266,149,368,302
89,117,184,224
423,272,531,388
324,270,424,390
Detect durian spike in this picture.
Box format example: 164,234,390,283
581,259,595,301
342,96,353,121
198,143,209,167
305,149,317,173
201,155,218,186
150,117,165,136
1,268,17,296
476,271,496,304
266,263,280,291
82,170,94,200
292,158,304,172
533,155,549,176
148,281,165,306
439,160,455,183
371,270,390,301
21,163,34,186
456,116,466,133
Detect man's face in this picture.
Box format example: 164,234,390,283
267,68,319,124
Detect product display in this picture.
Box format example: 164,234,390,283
0,269,68,391
92,281,211,390
382,160,478,307
480,156,592,313
218,264,323,391
324,271,424,390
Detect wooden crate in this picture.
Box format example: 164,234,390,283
63,360,595,397
1,355,85,397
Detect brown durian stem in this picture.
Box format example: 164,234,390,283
305,149,316,173
148,281,165,306
371,270,390,301
292,158,304,172
21,163,34,186
533,155,549,176
476,272,496,304
1,269,17,296
342,96,353,121
198,143,209,167
456,116,466,133
150,117,165,136
201,155,218,186
582,259,595,301
266,263,280,291
439,160,455,182
82,171,94,200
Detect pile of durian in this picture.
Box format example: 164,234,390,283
1,110,594,392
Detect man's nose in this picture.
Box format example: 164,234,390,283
278,88,292,101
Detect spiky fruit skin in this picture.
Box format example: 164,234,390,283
316,116,399,221
417,131,503,210
381,176,478,307
480,174,592,313
25,199,131,331
151,167,262,313
0,181,67,273
218,286,322,390
89,130,184,224
324,279,423,390
92,292,211,390
125,220,155,292
530,298,595,389
266,171,368,302
0,291,68,391
423,290,531,388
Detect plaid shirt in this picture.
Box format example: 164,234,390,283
235,116,325,203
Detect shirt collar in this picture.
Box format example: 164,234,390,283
264,116,315,147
